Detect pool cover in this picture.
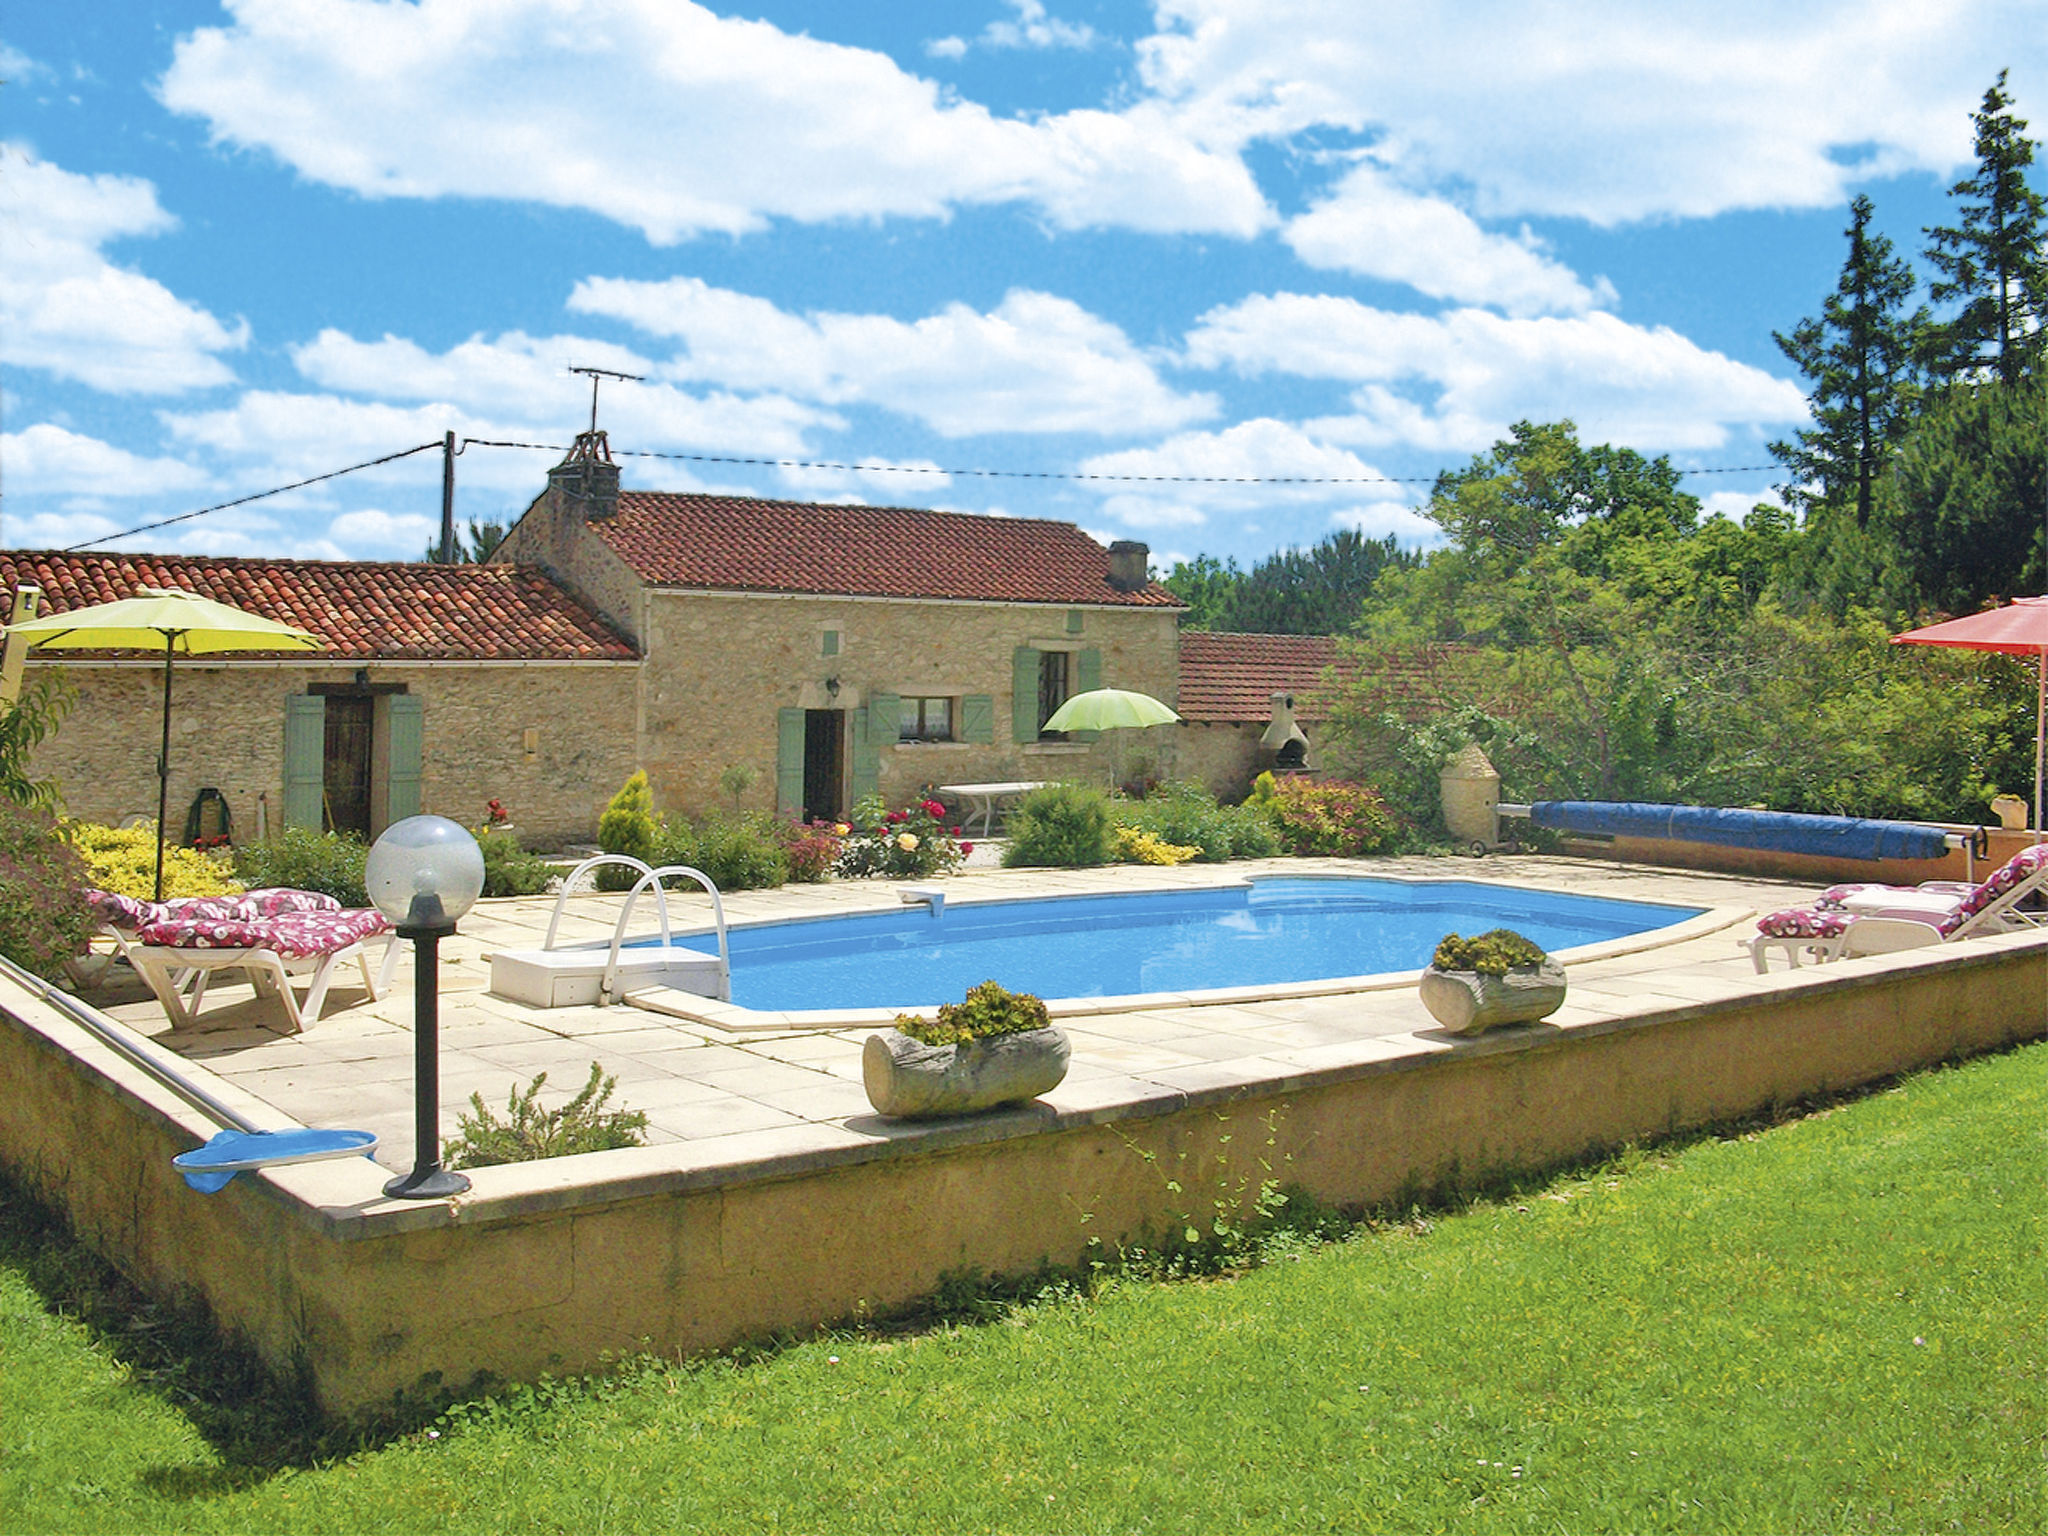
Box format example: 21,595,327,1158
1527,802,1950,862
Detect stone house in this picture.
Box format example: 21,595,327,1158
1,552,639,846
491,437,1184,822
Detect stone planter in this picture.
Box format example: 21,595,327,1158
1418,959,1567,1036
862,1026,1071,1120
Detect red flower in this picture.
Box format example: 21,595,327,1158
960,842,975,857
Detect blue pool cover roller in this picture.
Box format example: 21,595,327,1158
1526,802,1951,863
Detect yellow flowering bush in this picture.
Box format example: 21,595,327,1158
64,821,242,900
1112,824,1201,866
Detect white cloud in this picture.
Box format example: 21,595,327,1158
1076,418,1432,536
0,424,212,498
572,278,1217,437
773,458,954,499
975,2,1099,54
0,144,246,393
1330,499,1438,542
326,507,440,554
1283,162,1612,316
1187,293,1808,451
160,0,1264,241
1139,0,2027,223
1698,487,1787,524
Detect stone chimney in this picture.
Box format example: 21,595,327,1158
1107,539,1149,592
547,430,621,523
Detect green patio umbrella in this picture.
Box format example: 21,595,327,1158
1042,687,1181,791
4,587,323,900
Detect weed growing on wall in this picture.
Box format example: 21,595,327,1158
444,1062,649,1168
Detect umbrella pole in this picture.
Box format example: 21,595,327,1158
2035,653,2044,841
156,642,174,903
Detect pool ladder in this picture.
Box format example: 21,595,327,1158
546,855,732,1004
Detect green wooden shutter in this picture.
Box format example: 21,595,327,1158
849,706,879,806
960,694,994,743
868,691,901,746
776,707,805,816
384,695,424,825
282,694,324,831
1012,646,1040,743
1072,648,1104,741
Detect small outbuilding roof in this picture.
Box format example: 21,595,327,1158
588,492,1182,608
0,551,638,662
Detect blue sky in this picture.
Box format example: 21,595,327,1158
2,1,2041,573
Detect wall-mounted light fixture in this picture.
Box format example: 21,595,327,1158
825,676,840,699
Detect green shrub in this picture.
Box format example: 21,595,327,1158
0,798,93,979
230,827,369,906
1112,779,1279,862
836,795,967,879
1112,824,1201,864
444,1062,649,1168
895,979,1052,1046
477,830,556,898
0,674,74,811
1263,777,1396,857
690,813,790,891
1431,928,1549,974
1001,782,1114,868
64,820,242,900
650,815,699,872
596,770,657,890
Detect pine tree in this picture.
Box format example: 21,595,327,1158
1920,70,2048,386
1771,195,1920,527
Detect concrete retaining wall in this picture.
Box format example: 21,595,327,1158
3,930,2042,1421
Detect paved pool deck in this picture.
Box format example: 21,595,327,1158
82,853,1833,1174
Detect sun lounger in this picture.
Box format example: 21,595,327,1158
1747,844,2048,971
116,899,399,1032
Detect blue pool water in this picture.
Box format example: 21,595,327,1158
662,878,1700,1013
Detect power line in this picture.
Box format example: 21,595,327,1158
53,434,1794,552
65,441,445,552
460,438,1786,485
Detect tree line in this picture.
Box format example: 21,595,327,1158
1215,74,2044,827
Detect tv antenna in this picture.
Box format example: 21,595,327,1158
569,365,644,436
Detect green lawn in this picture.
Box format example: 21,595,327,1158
5,1044,2043,1535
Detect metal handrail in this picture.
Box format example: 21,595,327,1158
603,866,729,1004
542,854,670,950
0,951,256,1132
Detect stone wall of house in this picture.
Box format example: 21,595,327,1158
632,590,1182,819
493,487,648,644
20,659,638,849
1168,721,1266,803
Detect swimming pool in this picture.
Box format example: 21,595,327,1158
660,877,1703,1013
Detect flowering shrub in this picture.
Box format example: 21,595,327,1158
1112,825,1201,865
485,797,510,827
835,795,966,878
1262,777,1396,857
778,819,844,883
67,820,241,900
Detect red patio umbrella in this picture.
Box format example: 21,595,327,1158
1892,595,2048,836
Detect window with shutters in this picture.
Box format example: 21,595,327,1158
899,695,954,742
1035,650,1070,740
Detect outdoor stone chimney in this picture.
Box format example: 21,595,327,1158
1107,539,1149,592
1258,691,1311,771
547,430,621,523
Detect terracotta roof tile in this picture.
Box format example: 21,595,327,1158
1177,630,1450,722
0,551,637,662
1177,632,1351,722
588,492,1182,607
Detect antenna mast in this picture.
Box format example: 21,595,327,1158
569,365,645,436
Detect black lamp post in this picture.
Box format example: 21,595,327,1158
367,815,485,1199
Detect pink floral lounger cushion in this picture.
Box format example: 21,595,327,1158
136,908,391,957
88,888,343,932
1755,907,1852,940
1948,844,2048,927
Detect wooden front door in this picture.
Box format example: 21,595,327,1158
322,695,374,837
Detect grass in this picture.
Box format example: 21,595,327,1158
4,1043,2043,1534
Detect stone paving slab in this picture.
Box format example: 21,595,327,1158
80,854,1853,1174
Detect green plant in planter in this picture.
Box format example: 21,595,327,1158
1431,927,1549,974
895,979,1051,1046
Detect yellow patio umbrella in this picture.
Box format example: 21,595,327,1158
1042,687,1181,791
4,587,323,899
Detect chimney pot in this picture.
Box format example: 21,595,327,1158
1107,540,1149,592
